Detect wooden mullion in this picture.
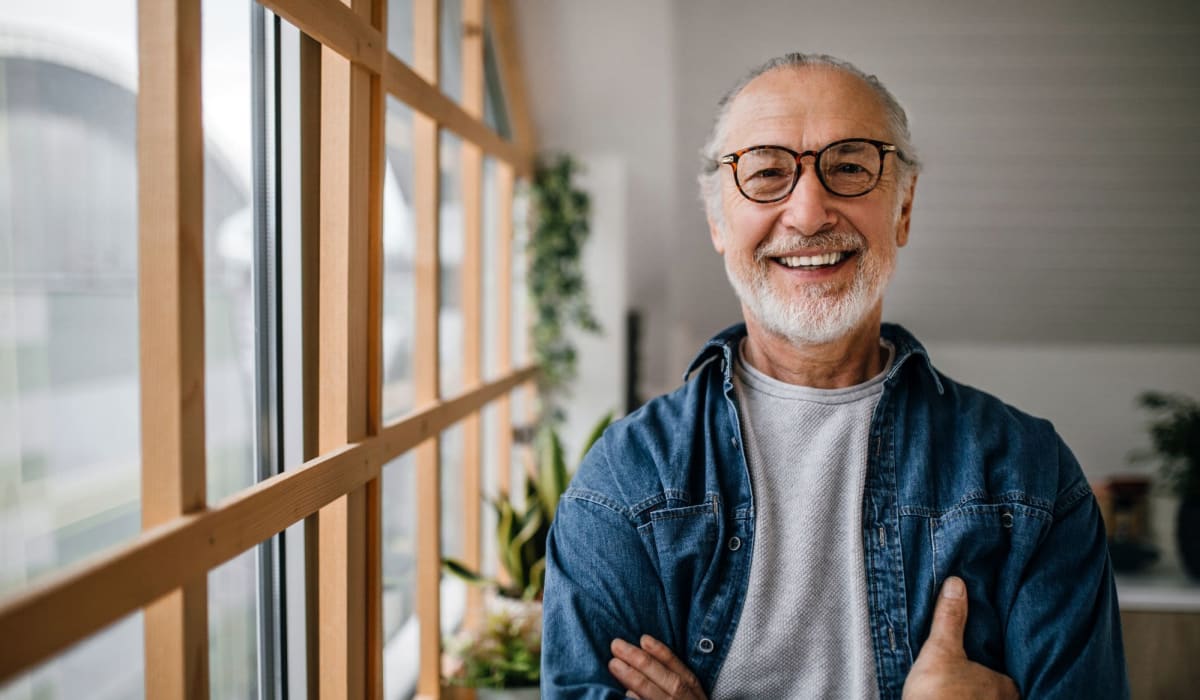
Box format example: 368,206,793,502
459,0,485,627
260,0,384,76
137,0,209,697
413,1,443,697
493,162,514,585
366,0,387,697
384,55,531,175
315,0,374,695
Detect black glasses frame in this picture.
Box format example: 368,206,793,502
718,138,903,202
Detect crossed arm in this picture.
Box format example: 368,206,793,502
608,577,1020,700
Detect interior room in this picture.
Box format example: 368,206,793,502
1,0,1197,698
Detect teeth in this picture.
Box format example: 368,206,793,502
778,252,846,268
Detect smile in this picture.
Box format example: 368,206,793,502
773,251,855,270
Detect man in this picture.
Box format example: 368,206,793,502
541,53,1128,699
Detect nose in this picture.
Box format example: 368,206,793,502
780,162,836,236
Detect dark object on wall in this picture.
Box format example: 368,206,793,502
625,309,643,413
1104,477,1159,573
1179,499,1200,580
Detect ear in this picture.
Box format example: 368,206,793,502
707,212,726,254
895,174,918,248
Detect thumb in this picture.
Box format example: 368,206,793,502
926,576,968,655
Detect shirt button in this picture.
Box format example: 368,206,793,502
697,638,715,654
1001,511,1014,528
730,437,738,448
728,536,742,551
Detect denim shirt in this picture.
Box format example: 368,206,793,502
541,323,1128,699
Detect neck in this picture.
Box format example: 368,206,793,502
741,307,886,389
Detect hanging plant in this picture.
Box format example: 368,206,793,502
527,154,601,426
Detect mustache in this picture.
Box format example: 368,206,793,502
755,231,866,262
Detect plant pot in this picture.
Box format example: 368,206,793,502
1179,497,1200,581
475,688,540,700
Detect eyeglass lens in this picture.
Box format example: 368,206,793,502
736,141,883,201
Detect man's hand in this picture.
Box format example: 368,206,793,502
903,576,1021,700
609,635,708,700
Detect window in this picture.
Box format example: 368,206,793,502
0,0,536,697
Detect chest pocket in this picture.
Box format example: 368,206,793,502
928,502,1050,667
640,499,722,641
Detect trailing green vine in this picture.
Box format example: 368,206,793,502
528,154,600,425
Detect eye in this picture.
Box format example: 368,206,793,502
746,167,789,180
831,162,869,175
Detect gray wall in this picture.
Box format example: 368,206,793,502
514,0,1200,479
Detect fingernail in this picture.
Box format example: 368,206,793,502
640,635,656,649
942,576,965,599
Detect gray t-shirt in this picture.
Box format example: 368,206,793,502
710,339,892,700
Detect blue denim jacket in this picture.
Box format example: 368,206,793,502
542,323,1128,699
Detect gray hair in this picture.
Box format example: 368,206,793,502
698,53,921,228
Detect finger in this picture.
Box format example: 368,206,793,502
639,636,702,693
926,575,968,655
608,657,668,700
611,638,696,699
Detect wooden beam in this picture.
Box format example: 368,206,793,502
366,0,387,697
413,0,443,694
487,0,535,151
495,162,514,501
0,366,537,684
260,0,384,76
137,0,208,697
299,28,324,697
383,54,531,176
315,0,375,694
459,0,486,627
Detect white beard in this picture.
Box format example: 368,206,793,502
722,230,894,345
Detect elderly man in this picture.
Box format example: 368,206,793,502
541,53,1127,699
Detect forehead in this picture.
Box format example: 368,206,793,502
721,66,891,152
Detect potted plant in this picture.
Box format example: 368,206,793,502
1131,391,1200,579
443,413,613,696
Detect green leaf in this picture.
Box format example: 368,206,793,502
442,558,499,589
538,428,568,519
579,411,614,465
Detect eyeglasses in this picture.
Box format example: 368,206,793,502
718,138,904,202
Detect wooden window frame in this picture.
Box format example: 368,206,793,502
0,0,537,697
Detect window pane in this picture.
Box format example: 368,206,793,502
202,0,258,696
0,612,144,699
387,0,414,65
481,157,501,381
383,97,416,421
381,452,417,700
482,20,511,140
0,2,145,696
439,130,463,397
439,0,462,103
511,180,530,368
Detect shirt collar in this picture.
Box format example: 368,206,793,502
682,322,945,395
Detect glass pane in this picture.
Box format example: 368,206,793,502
386,0,414,65
383,97,417,422
439,425,466,636
381,452,417,700
482,20,511,139
0,1,145,696
209,550,258,698
203,0,255,505
511,180,530,368
439,0,462,103
0,612,144,699
202,0,258,696
481,157,500,381
439,130,463,397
